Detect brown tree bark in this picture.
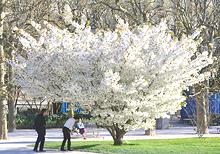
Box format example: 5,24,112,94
8,88,16,133
107,124,126,146
195,85,209,135
7,52,16,132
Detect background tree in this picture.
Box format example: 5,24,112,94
0,0,7,139
3,0,73,132
166,0,220,135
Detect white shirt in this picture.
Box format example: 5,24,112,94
64,118,75,130
77,122,85,129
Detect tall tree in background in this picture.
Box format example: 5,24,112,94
168,0,220,135
0,0,7,139
4,0,71,132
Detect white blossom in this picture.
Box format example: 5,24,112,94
13,20,213,131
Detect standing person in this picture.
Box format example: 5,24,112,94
60,116,79,151
76,118,87,139
33,109,48,152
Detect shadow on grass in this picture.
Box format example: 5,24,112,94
45,143,99,150
123,143,138,146
74,144,100,150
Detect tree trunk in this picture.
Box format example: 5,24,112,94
5,27,17,132
68,103,74,117
8,99,16,132
113,136,123,146
0,98,7,139
205,79,210,127
145,128,156,136
195,85,209,135
7,54,16,132
0,0,7,140
107,125,126,146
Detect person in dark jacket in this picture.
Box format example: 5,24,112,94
33,109,48,152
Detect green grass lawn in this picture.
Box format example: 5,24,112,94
44,138,220,154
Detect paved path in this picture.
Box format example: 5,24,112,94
1,126,220,154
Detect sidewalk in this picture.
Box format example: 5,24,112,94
1,126,220,154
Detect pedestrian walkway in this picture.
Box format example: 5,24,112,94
1,126,220,154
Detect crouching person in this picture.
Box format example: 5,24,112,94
76,118,87,139
60,116,79,151
33,109,48,152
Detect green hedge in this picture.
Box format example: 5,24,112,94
210,114,220,126
16,113,69,129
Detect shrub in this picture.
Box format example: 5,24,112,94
16,112,69,129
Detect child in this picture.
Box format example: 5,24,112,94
75,118,87,139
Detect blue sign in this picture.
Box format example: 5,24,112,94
61,102,83,114
181,93,220,120
61,102,69,113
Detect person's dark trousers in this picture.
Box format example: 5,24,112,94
34,130,45,151
61,127,71,150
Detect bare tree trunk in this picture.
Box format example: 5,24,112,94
68,103,74,117
8,84,16,133
0,0,7,139
195,85,209,135
8,99,16,132
205,79,210,126
7,53,16,132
